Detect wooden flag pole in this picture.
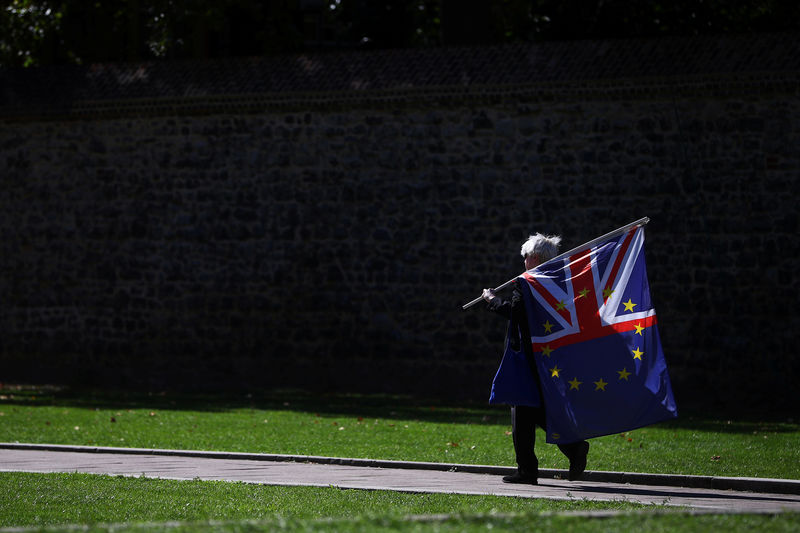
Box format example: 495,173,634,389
461,217,650,310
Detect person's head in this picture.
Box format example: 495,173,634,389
520,233,562,270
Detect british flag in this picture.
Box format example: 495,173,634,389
518,225,677,443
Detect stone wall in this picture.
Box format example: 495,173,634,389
1,34,798,410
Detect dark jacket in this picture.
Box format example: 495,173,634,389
486,280,542,384
486,281,529,352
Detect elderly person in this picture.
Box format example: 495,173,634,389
483,233,589,485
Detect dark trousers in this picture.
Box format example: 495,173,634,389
511,405,587,475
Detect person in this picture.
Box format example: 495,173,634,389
483,232,589,485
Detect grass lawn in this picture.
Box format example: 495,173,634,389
1,471,799,533
1,385,799,532
0,471,643,527
1,385,798,479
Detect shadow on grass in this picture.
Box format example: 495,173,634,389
656,412,799,435
1,384,797,434
0,384,511,425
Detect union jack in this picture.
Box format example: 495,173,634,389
523,225,657,353
517,225,677,443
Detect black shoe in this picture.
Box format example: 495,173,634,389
502,471,538,485
568,441,590,481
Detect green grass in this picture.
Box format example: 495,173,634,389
1,385,798,479
114,513,800,533
1,386,799,532
0,471,643,526
1,471,798,533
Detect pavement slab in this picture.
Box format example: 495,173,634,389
2,448,800,513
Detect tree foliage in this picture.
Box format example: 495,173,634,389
1,0,798,67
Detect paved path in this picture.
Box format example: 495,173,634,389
1,446,799,513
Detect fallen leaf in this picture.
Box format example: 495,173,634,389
504,431,512,436
711,455,721,461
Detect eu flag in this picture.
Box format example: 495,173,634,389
518,225,677,443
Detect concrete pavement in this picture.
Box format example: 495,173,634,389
1,443,799,513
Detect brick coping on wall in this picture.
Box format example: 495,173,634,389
2,32,799,121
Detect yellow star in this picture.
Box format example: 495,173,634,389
618,367,632,381
622,298,637,312
603,286,614,299
555,300,567,311
540,345,554,358
594,378,608,391
550,365,562,378
542,320,554,333
578,288,591,298
633,323,644,335
632,347,644,360
568,377,582,390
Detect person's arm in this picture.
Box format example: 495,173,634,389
483,282,520,320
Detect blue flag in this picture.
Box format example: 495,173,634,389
517,225,677,443
489,322,542,407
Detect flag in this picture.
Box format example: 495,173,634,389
518,225,677,443
489,322,542,407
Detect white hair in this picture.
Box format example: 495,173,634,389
520,233,562,261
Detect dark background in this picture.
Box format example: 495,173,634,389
1,2,798,413
2,0,799,67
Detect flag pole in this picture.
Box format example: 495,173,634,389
461,217,650,310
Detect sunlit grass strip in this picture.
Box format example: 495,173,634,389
4,471,798,532
2,509,799,533
1,386,798,479
0,471,646,529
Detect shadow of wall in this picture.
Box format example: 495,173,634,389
1,34,798,411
